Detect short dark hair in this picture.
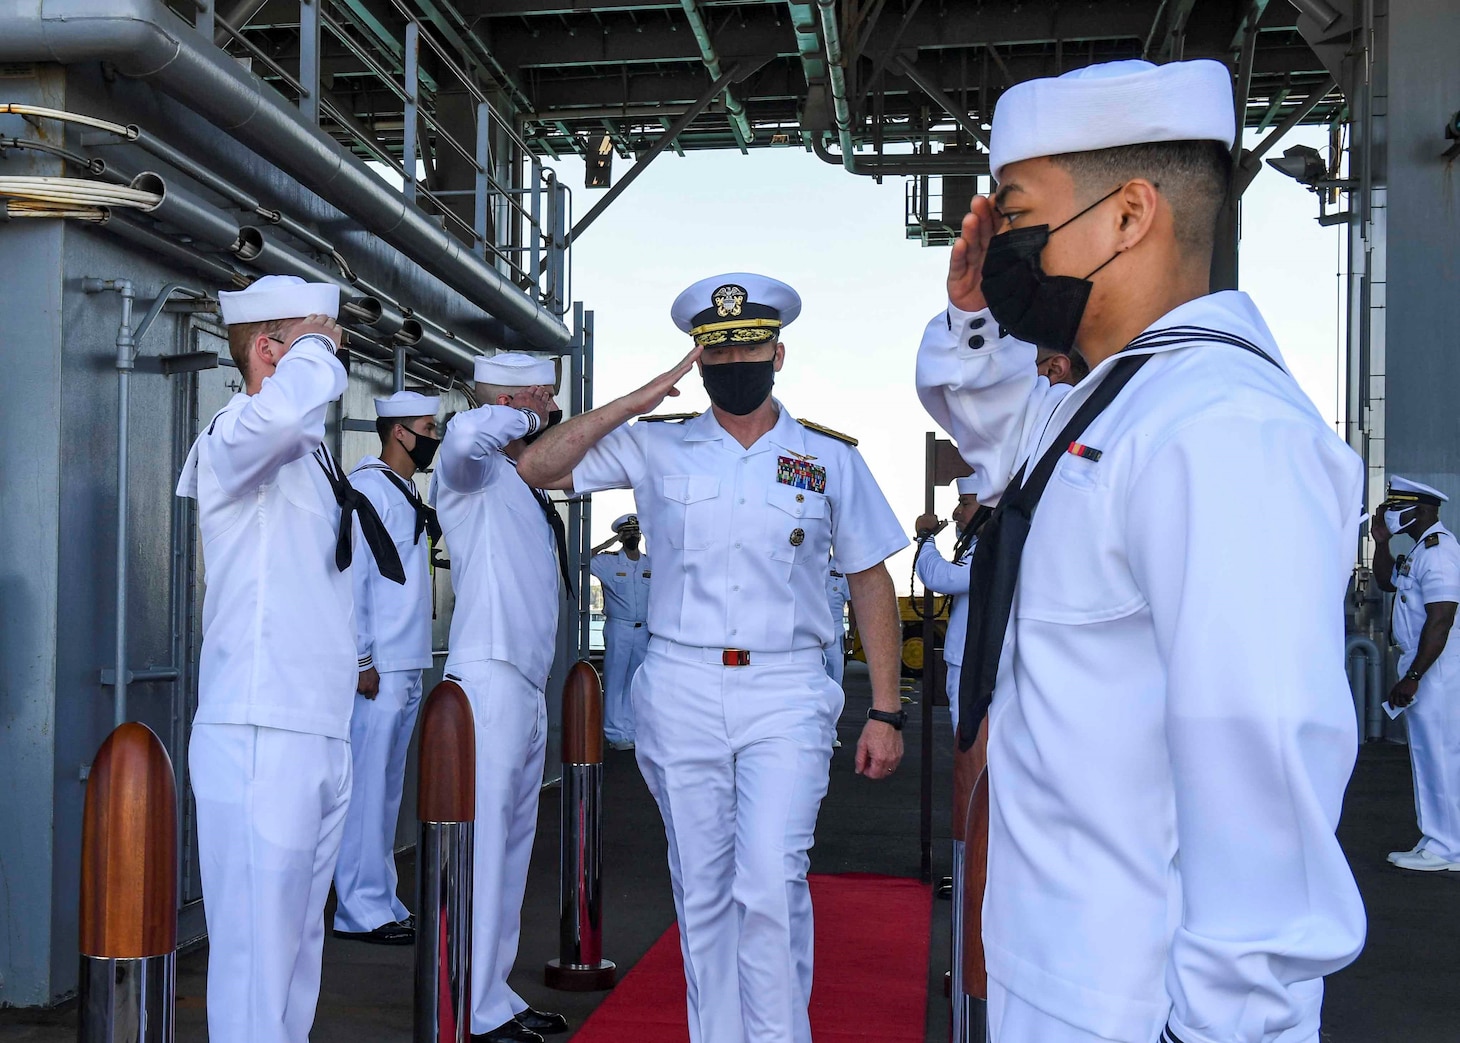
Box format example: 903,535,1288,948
226,319,276,381
1050,139,1232,256
376,416,401,444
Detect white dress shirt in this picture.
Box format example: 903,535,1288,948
916,291,1367,1043
434,405,560,689
915,538,973,667
571,402,907,652
349,458,433,674
1392,523,1460,669
591,550,651,624
177,337,356,739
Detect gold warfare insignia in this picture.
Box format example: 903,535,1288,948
1426,533,1441,548
789,528,806,547
713,284,747,318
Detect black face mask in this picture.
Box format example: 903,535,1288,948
702,359,774,416
522,408,563,446
980,185,1124,354
402,430,440,471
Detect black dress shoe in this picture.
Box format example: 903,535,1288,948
332,920,415,945
471,1020,544,1043
515,1007,569,1034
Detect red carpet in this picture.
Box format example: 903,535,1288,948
572,874,931,1042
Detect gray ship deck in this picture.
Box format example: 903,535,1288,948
2,665,1452,1041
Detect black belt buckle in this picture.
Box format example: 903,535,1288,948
721,649,750,667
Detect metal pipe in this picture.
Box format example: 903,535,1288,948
678,0,753,147
814,0,858,171
950,838,967,1040
0,0,570,349
416,680,475,1043
78,723,178,1041
129,172,245,254
890,56,990,150
101,213,246,286
1346,633,1385,742
545,662,616,991
810,135,989,176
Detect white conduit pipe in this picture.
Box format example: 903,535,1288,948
0,102,133,137
0,176,163,210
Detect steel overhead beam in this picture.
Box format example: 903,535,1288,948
1236,74,1335,191
891,54,990,150
679,0,753,148
1157,0,1200,59
567,59,766,243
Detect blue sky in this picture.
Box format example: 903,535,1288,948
549,127,1345,590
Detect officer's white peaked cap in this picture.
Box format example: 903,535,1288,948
1388,476,1448,503
375,390,441,418
956,476,979,495
474,352,555,386
612,514,640,532
672,273,802,349
989,59,1236,182
218,274,340,325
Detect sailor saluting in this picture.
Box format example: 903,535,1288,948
518,273,908,1043
177,275,403,1043
915,61,1367,1042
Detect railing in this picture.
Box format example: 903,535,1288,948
202,0,571,316
904,176,960,248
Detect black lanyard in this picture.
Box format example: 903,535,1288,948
531,484,575,598
314,448,407,585
955,327,1282,750
359,463,442,546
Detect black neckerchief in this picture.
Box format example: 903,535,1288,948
314,447,406,584
955,326,1281,750
357,463,441,546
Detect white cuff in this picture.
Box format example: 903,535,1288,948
358,653,374,670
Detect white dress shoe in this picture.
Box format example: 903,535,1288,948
1389,848,1460,872
1386,840,1427,864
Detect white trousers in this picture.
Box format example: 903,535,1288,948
634,639,841,1043
602,618,648,744
333,669,424,932
1406,655,1460,861
190,723,352,1043
450,659,547,1033
946,661,962,740
824,640,845,688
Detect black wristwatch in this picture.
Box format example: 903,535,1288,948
867,708,908,731
1405,669,1424,682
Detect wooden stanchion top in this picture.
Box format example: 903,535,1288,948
418,679,475,822
560,660,603,765
79,723,178,959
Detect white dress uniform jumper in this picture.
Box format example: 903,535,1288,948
434,392,561,1035
591,547,651,746
913,534,974,738
1390,519,1460,863
917,289,1368,1043
572,401,907,1043
332,445,438,935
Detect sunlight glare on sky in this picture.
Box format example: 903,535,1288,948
549,127,1344,592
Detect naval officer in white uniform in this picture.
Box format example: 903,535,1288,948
333,390,442,944
1372,476,1460,871
434,352,570,1043
915,61,1366,1042
912,477,981,738
178,275,406,1043
518,274,908,1043
590,513,650,750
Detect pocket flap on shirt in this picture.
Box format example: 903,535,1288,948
662,475,720,504
766,483,828,519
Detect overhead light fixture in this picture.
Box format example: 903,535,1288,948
585,133,613,188
1265,144,1327,188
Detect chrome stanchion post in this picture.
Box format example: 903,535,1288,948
415,680,476,1043
78,722,178,1043
545,661,616,990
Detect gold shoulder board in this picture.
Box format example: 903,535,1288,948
1426,533,1441,548
639,412,701,423
797,418,858,446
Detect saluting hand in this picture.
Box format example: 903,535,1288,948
947,196,998,313
621,344,705,417
1371,510,1392,544
278,313,344,354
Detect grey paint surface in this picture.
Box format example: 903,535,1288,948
1381,0,1460,504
